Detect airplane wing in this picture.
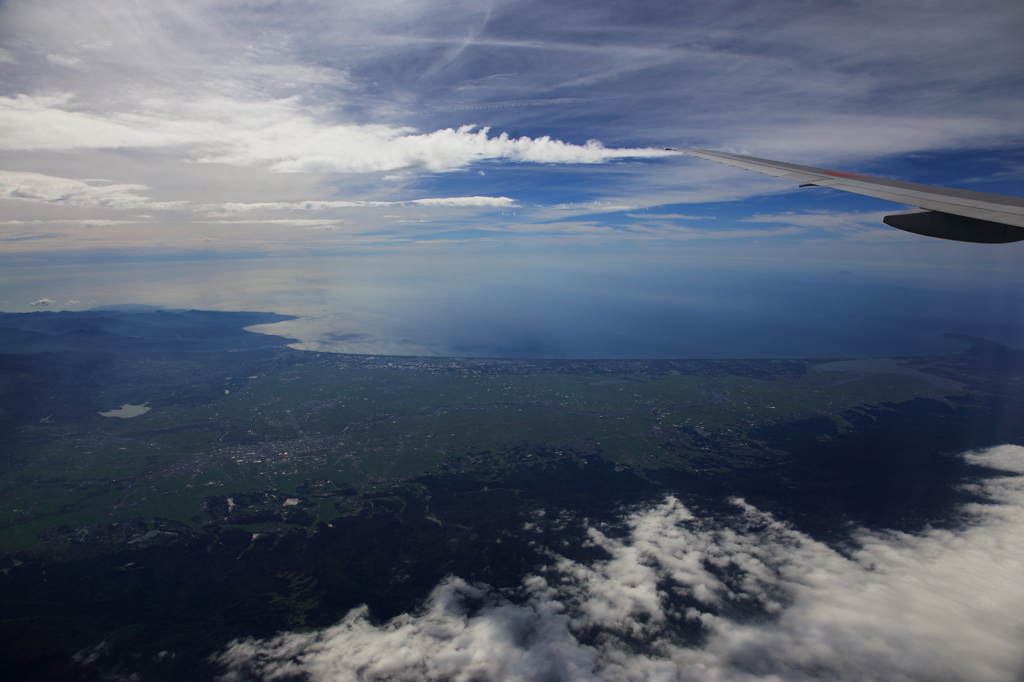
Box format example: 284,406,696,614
671,149,1024,243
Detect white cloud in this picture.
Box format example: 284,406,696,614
629,224,805,241
0,219,138,225
203,219,350,227
0,231,65,243
45,53,82,68
492,222,804,243
0,170,183,209
742,210,918,242
0,94,195,151
744,210,891,228
410,196,517,207
550,201,639,212
214,196,515,213
0,92,671,174
204,120,674,173
215,444,1024,682
625,213,714,221
30,298,55,307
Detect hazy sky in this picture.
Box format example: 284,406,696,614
2,0,1023,353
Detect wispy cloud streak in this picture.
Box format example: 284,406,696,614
0,170,183,209
215,195,515,213
0,93,670,173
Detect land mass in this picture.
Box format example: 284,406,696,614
1,309,1022,681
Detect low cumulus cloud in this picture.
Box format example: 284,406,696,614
0,168,513,218
0,170,182,209
215,196,515,213
203,219,350,227
30,298,56,307
0,219,138,225
215,445,1024,682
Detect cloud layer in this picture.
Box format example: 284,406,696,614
215,195,515,213
215,445,1024,682
0,170,181,209
0,93,670,173
1,0,1022,271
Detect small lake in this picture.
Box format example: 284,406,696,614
99,404,151,418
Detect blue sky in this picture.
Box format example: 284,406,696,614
1,0,1023,354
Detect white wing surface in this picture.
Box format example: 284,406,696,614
674,149,1024,243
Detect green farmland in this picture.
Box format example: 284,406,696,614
0,348,963,555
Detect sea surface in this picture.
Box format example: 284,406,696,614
4,254,1022,359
